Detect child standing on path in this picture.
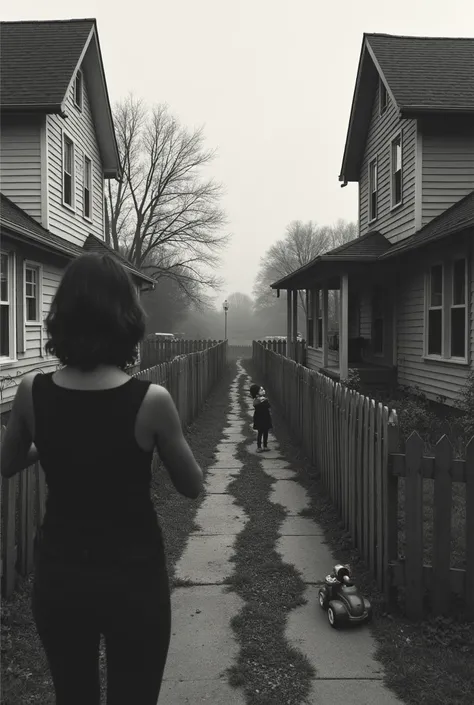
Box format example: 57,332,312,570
250,384,273,453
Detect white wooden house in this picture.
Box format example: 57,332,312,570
272,34,474,406
0,19,154,415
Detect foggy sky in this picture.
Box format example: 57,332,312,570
2,0,472,300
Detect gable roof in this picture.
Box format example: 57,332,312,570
0,19,120,178
367,34,474,115
340,33,474,183
0,194,154,286
0,19,94,110
271,231,391,289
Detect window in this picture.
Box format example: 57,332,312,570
451,259,467,358
391,135,402,207
83,156,92,220
63,135,74,208
1,252,15,360
427,264,443,356
379,79,388,115
74,70,83,110
25,265,40,323
369,158,378,222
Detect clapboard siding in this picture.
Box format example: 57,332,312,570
0,116,42,222
396,245,473,406
359,82,416,244
47,65,104,246
0,255,63,412
421,123,474,226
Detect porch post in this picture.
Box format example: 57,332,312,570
292,289,298,360
322,285,329,367
312,288,319,347
340,274,349,380
286,289,292,358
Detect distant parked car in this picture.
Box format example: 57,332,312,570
148,332,175,340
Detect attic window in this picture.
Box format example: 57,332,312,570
74,70,83,110
379,79,388,115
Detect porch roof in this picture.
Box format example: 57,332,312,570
271,191,474,291
0,194,155,286
380,190,474,258
270,231,391,290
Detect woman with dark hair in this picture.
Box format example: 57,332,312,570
1,254,203,704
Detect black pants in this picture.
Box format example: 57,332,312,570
257,429,269,448
32,530,171,705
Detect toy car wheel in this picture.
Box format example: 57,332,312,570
327,601,347,629
318,588,329,611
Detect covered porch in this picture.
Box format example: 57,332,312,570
271,232,397,392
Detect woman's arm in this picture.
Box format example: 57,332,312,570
1,375,38,478
145,385,203,499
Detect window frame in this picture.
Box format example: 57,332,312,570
83,154,93,222
450,258,468,361
379,78,388,116
62,132,75,211
74,69,83,111
390,132,403,210
368,156,378,224
0,250,17,364
24,262,42,326
424,258,469,364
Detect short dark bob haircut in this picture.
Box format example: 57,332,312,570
46,254,146,371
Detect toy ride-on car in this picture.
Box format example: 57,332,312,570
318,564,372,629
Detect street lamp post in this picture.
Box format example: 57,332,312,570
223,299,229,340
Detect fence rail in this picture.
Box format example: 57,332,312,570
256,338,306,365
1,341,227,598
140,338,222,370
253,341,473,619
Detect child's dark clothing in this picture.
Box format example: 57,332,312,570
257,429,269,448
253,397,272,449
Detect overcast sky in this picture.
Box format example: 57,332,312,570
2,1,473,299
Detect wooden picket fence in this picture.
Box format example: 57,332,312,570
0,341,227,598
140,338,221,371
256,338,307,365
253,342,474,619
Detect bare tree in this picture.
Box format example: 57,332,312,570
253,219,357,336
105,96,228,295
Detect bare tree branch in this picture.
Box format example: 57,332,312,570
106,96,229,295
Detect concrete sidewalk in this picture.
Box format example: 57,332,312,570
159,361,403,704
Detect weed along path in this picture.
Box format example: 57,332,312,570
159,371,248,704
224,361,405,705
160,360,404,704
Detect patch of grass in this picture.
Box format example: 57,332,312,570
243,358,474,705
225,368,315,705
0,362,237,705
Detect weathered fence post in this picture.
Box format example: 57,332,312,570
404,431,425,620
466,438,474,620
432,435,453,615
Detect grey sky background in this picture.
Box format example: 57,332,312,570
2,1,473,300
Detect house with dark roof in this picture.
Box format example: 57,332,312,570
0,18,154,414
272,33,474,406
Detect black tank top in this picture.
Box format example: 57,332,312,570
33,373,158,545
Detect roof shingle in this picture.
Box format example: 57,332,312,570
0,19,94,109
366,34,474,113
